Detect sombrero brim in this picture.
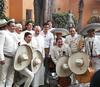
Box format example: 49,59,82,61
75,67,95,83
56,56,72,77
68,52,90,75
51,28,69,36
80,23,100,36
31,50,43,73
14,45,32,71
0,23,7,27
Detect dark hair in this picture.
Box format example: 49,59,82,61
87,29,95,33
43,22,49,27
24,32,32,38
25,21,32,26
47,20,52,23
7,21,14,26
56,37,62,42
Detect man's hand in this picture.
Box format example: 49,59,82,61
0,60,5,65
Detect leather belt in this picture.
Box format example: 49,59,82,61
44,48,49,53
4,54,14,59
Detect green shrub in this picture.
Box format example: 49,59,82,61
52,12,78,28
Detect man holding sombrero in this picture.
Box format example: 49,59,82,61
64,26,84,85
14,32,34,87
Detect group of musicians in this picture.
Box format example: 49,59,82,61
0,18,100,87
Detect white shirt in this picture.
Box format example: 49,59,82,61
85,36,100,56
65,33,82,53
40,31,54,48
50,44,71,64
0,30,19,61
32,34,45,57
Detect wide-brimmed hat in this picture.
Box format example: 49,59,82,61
8,18,15,23
14,44,32,71
56,56,72,77
80,23,100,36
51,28,69,36
68,52,90,75
75,67,95,83
31,50,43,73
0,19,7,28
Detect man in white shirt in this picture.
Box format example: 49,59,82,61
15,23,23,41
31,25,45,87
84,29,100,71
14,32,34,87
65,27,84,53
51,38,71,65
47,20,55,32
0,19,19,87
40,23,54,84
64,27,84,86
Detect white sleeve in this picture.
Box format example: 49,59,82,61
50,33,54,47
0,32,5,61
50,47,57,64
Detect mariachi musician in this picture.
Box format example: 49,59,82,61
82,23,100,71
14,32,34,87
65,26,84,53
50,37,72,87
64,26,84,85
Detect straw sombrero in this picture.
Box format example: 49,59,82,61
56,56,72,77
51,28,69,36
0,19,7,28
14,44,32,71
68,52,90,75
80,23,100,36
31,50,43,73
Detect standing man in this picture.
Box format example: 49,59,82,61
84,28,100,71
65,27,84,53
40,23,54,84
15,23,23,40
0,19,19,87
47,20,55,32
31,25,45,87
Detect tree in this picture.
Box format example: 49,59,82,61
0,0,6,19
33,0,54,25
77,0,84,32
33,0,44,25
34,0,46,25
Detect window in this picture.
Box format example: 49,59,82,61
26,9,32,20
